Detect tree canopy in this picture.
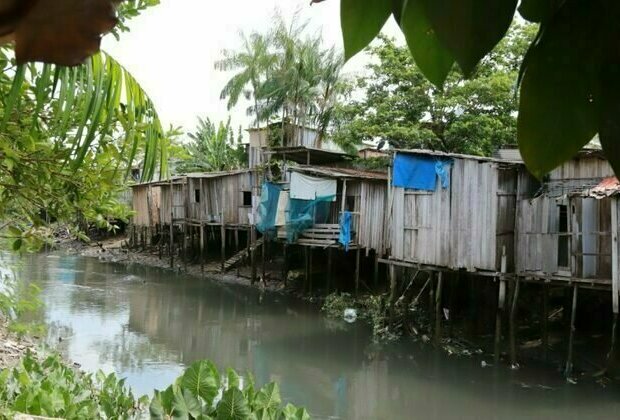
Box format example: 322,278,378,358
332,24,535,156
337,0,620,178
216,14,346,143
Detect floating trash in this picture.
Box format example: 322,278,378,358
343,308,357,323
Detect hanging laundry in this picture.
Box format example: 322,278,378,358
339,211,352,251
435,159,452,189
256,182,281,235
290,172,337,201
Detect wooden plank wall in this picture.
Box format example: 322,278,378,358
358,181,388,254
391,158,511,271
549,156,614,180
186,173,253,225
131,186,161,227
160,183,186,224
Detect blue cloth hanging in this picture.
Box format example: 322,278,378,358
339,211,352,251
393,153,452,190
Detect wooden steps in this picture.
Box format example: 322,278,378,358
222,237,264,272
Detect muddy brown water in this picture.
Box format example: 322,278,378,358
10,254,620,419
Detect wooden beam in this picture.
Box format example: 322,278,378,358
542,282,549,362
327,247,333,293
200,223,205,276
612,198,619,314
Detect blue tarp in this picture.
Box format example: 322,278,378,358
256,182,282,236
339,211,352,251
393,153,452,191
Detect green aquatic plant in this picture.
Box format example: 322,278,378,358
0,354,310,420
150,360,310,420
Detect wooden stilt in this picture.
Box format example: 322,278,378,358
282,244,289,286
509,278,520,367
389,264,397,325
434,271,443,346
308,247,314,294
169,224,174,268
373,253,379,290
234,228,240,277
327,247,333,293
542,282,549,361
355,247,361,296
220,220,225,272
261,237,266,282
428,272,435,326
565,283,578,378
183,224,188,272
200,223,205,276
158,225,163,260
494,278,507,364
304,246,309,293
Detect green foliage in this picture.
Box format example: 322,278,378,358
175,118,245,173
336,0,620,177
0,352,147,418
332,24,535,155
150,360,309,420
0,355,309,419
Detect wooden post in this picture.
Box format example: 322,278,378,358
282,243,289,286
434,271,443,346
220,218,226,272
495,278,507,364
495,248,508,364
542,282,549,361
565,283,578,378
200,223,205,276
509,277,520,368
183,223,187,272
235,228,240,277
355,247,361,296
158,224,163,260
428,271,435,325
169,180,174,268
250,239,257,285
308,247,314,294
373,253,379,290
389,264,397,325
304,246,309,293
261,235,266,282
327,247,333,293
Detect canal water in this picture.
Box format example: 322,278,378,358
11,254,620,419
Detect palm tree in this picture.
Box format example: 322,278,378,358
215,32,276,128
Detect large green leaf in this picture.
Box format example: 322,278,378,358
253,382,281,413
281,403,311,420
216,388,252,420
181,360,221,406
341,0,392,60
420,0,517,76
597,65,620,177
400,0,454,87
171,386,202,420
150,386,175,420
517,0,602,178
518,0,565,23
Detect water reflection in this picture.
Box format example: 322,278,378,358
13,255,620,419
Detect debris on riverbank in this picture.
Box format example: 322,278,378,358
0,320,36,369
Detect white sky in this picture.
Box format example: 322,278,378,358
102,0,402,137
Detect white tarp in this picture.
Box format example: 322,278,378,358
275,191,289,226
289,172,337,201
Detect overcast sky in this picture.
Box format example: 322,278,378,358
102,0,401,137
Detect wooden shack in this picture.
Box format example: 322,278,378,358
281,165,389,253
184,170,255,227
130,182,161,228
389,149,530,273
515,150,619,308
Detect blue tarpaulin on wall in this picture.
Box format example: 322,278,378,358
339,211,352,251
393,153,452,191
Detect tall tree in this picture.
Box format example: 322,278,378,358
215,32,276,128
332,24,536,156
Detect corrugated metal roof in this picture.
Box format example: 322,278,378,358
180,169,251,178
290,165,388,181
263,146,351,164
583,177,620,198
